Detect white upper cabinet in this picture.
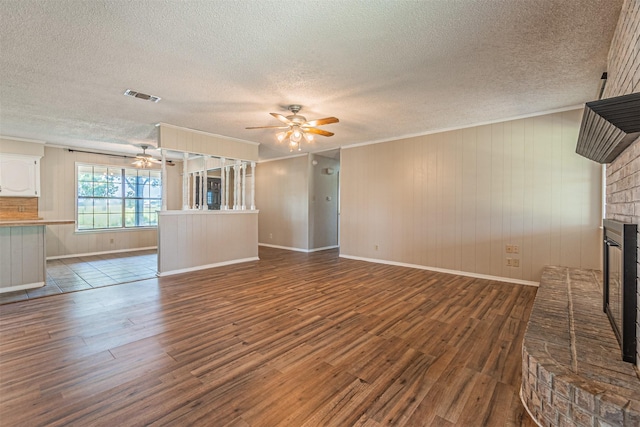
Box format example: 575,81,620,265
0,154,41,197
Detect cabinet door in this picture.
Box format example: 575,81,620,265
0,154,41,197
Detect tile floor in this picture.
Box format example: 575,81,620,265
0,250,157,304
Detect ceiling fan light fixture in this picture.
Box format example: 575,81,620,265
247,105,338,152
133,158,151,168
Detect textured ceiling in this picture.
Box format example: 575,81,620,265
0,0,623,160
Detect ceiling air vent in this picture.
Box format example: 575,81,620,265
575,92,640,164
124,89,161,103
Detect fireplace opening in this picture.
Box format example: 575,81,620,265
602,219,637,363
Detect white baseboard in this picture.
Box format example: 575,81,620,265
309,245,340,252
258,243,339,253
0,281,45,294
47,246,157,260
339,254,539,287
157,257,260,277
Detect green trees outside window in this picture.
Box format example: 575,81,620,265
77,165,162,230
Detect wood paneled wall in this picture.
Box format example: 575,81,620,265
0,225,45,289
256,154,339,252
39,146,182,258
158,123,259,161
256,155,310,250
340,110,602,282
157,211,258,275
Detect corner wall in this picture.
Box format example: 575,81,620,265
256,153,340,252
602,0,640,369
340,109,602,283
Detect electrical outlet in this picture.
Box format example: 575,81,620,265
110,238,114,244
506,245,513,253
512,259,520,267
269,233,273,239
506,258,512,266
512,245,519,254
374,244,379,250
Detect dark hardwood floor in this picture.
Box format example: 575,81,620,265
0,247,538,426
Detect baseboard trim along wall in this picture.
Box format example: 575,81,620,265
339,254,540,287
258,243,339,253
0,282,45,294
47,246,158,260
157,257,260,277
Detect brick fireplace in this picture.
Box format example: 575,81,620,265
521,267,640,426
602,0,640,371
520,2,640,426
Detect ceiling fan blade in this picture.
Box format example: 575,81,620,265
270,113,294,125
303,127,334,137
245,125,290,129
303,117,339,127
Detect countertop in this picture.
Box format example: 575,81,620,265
0,219,75,227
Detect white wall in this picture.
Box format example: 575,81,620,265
340,109,602,283
40,146,182,257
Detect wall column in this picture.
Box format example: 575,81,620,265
220,157,226,210
224,165,231,210
182,152,189,210
191,172,197,209
241,162,246,210
201,156,207,210
161,149,167,211
233,162,240,209
250,161,256,210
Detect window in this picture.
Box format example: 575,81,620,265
77,164,162,230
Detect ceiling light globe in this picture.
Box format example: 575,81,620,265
291,127,302,142
303,132,314,143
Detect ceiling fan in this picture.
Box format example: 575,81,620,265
132,145,173,168
246,105,339,152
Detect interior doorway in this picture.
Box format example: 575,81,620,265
311,150,340,250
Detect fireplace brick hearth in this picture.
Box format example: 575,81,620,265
521,266,640,426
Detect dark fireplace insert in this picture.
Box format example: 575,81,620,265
602,219,637,363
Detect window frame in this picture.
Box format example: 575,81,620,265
75,162,162,232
